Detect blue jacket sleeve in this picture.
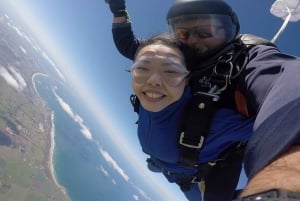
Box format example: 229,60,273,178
240,45,300,179
238,45,297,113
112,22,143,60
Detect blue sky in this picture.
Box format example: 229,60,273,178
2,0,300,200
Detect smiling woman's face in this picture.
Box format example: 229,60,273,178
131,44,188,112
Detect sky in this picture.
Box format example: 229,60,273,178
1,0,300,200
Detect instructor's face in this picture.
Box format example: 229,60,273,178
175,18,227,55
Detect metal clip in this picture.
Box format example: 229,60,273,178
194,91,220,102
179,132,204,149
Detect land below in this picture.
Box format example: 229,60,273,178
0,10,70,201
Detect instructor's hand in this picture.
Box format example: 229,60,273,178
105,0,127,17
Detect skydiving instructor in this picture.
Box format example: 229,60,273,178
105,0,300,200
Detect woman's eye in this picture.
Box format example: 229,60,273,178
164,70,182,78
135,66,149,72
165,70,179,74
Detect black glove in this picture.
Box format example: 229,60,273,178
105,0,127,17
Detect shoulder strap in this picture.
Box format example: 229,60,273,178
178,87,220,166
130,94,140,113
178,34,275,166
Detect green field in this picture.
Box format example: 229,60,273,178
0,11,70,201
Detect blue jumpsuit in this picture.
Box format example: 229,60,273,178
112,22,300,200
137,86,253,201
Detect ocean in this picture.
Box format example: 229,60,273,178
34,75,157,201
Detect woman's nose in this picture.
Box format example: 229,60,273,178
146,73,163,86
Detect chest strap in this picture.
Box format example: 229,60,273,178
178,51,237,166
178,85,220,166
161,141,247,192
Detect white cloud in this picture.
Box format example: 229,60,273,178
132,185,153,201
8,65,27,89
97,165,118,185
0,66,19,89
133,195,139,201
97,147,153,200
0,65,27,91
97,166,109,177
53,89,93,140
19,46,27,54
41,51,65,81
4,10,65,82
98,147,129,182
8,22,24,38
80,125,92,140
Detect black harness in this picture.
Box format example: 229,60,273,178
130,34,275,190
177,34,275,168
177,35,251,167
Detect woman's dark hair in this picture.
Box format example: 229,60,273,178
134,33,184,61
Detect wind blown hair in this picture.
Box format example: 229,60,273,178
134,33,186,65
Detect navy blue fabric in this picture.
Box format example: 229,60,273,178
170,155,244,201
137,87,191,163
112,22,140,60
112,22,300,200
112,22,300,179
137,86,253,201
242,45,300,178
138,85,253,166
139,105,253,170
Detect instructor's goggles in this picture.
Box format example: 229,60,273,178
175,25,225,40
168,14,237,54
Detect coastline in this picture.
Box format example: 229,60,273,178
49,112,69,196
32,72,71,200
31,72,48,98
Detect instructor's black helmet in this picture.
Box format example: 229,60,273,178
167,0,240,56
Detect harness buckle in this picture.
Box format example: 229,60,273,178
194,91,220,102
179,132,204,149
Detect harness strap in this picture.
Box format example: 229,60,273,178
176,36,252,166
168,142,247,191
130,94,140,113
178,87,220,166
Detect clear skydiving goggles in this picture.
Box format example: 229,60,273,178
168,14,237,54
175,24,225,40
128,55,190,87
